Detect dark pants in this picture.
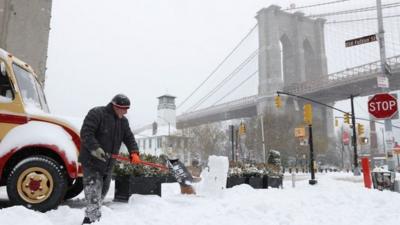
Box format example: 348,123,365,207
82,167,112,222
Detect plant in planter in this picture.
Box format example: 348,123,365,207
265,150,283,188
113,153,172,202
226,161,247,188
242,165,264,189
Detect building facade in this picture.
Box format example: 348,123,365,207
136,95,192,164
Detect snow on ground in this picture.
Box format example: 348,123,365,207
1,172,400,225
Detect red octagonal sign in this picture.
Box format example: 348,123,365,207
368,93,398,119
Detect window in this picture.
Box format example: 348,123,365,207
149,138,152,148
0,61,14,101
143,139,146,149
157,138,162,148
13,63,49,112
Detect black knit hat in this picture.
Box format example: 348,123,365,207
111,94,130,109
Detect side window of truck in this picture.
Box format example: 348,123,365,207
0,61,14,101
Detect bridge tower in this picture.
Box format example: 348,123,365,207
256,5,327,102
256,5,334,154
0,0,52,84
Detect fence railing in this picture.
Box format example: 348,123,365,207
284,55,400,94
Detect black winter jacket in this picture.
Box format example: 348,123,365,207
79,103,139,174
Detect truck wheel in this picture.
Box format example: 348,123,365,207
7,156,67,212
64,177,83,200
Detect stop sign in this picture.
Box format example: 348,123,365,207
368,93,398,119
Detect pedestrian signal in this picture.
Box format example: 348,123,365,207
303,104,312,124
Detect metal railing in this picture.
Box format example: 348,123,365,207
284,55,400,94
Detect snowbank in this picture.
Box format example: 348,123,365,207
1,173,400,225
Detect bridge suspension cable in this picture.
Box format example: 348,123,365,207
326,14,400,24
185,48,259,112
322,1,400,73
284,0,350,11
211,70,258,106
310,2,400,18
177,23,258,110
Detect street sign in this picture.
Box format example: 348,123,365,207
345,34,377,47
295,127,305,137
368,93,398,119
342,131,350,145
377,76,389,88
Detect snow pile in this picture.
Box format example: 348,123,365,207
0,121,78,162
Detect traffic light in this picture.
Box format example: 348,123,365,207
239,122,246,135
303,104,312,124
274,95,282,108
343,113,350,124
357,123,364,135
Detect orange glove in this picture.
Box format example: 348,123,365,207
131,152,141,164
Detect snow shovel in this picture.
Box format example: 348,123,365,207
112,154,198,194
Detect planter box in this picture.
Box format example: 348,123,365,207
262,175,269,188
226,176,247,188
114,175,173,202
247,177,263,189
267,175,283,189
114,175,130,202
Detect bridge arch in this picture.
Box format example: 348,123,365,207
303,38,316,81
280,34,295,85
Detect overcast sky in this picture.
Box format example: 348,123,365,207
44,0,400,134
45,0,273,127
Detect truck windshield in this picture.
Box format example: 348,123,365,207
12,63,49,113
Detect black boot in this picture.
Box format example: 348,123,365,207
82,217,92,224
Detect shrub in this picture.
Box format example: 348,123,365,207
113,153,169,177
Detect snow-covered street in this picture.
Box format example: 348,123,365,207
1,172,399,225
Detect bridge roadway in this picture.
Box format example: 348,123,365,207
176,55,400,128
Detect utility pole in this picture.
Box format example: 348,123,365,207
235,128,239,162
376,0,394,165
350,95,360,175
308,123,317,185
341,125,345,170
260,114,266,163
376,0,387,74
381,128,386,155
230,125,235,162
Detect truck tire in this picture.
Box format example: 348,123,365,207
64,177,83,200
6,156,67,212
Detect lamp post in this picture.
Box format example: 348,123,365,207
157,116,170,136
